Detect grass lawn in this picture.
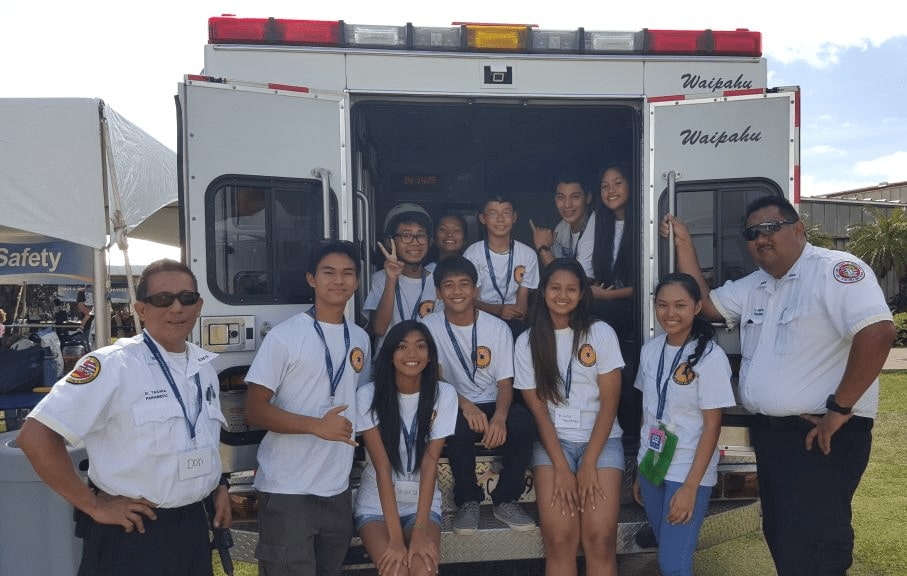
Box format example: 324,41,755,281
218,374,907,576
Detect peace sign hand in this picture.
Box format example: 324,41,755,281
378,238,404,280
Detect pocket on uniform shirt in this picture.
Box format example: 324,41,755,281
131,401,185,456
740,314,764,362
773,307,804,355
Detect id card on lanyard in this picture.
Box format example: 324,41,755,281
397,410,421,502
646,339,687,452
309,309,351,415
143,332,212,480
554,353,580,429
483,239,514,305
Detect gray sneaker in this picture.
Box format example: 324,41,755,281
493,501,536,532
453,501,480,535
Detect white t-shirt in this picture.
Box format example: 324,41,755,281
553,212,596,279
354,381,458,518
612,220,625,264
710,244,892,418
28,333,225,508
463,240,540,305
634,335,735,486
514,321,624,442
420,311,514,404
246,311,372,496
364,269,437,350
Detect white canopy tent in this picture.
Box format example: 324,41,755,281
0,98,178,343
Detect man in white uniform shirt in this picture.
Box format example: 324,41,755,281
18,259,230,576
245,240,372,576
420,256,537,535
663,196,894,576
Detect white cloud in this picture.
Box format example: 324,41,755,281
854,151,907,182
800,174,872,197
803,145,847,158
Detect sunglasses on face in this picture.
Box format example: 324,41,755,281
140,291,201,308
742,219,798,241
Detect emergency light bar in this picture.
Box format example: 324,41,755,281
208,15,762,57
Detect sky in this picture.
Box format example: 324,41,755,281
3,0,906,262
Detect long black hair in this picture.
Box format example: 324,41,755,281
527,258,594,405
591,163,633,289
371,320,441,475
654,272,715,376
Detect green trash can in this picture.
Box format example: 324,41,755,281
0,429,87,576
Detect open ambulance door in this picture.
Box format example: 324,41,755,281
643,88,799,425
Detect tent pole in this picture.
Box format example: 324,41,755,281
92,249,110,347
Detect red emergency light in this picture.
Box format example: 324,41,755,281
209,16,341,46
645,29,761,56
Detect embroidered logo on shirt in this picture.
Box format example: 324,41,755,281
476,346,492,369
418,300,435,317
833,261,865,284
673,363,696,385
66,356,101,385
578,343,596,367
350,347,365,373
514,265,526,284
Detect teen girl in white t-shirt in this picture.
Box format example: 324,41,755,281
632,272,735,576
355,320,457,576
513,258,624,576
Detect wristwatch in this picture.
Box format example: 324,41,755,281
825,394,852,415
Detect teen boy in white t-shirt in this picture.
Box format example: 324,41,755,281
364,203,437,351
463,195,539,336
245,240,372,576
530,172,597,278
420,256,537,535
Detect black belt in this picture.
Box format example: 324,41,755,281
754,413,874,431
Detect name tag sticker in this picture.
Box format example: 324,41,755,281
647,426,666,453
178,446,212,481
395,480,420,503
554,407,581,429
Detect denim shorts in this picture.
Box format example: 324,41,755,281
355,511,442,532
530,436,625,473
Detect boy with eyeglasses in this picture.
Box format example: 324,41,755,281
364,203,438,350
245,240,372,576
18,259,231,576
463,194,539,335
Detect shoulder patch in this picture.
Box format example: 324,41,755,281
349,347,365,373
418,300,435,317
514,265,526,284
66,356,101,385
578,343,597,367
833,261,865,284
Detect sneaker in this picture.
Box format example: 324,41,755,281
493,501,536,532
453,501,480,535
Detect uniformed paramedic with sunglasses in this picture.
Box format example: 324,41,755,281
661,196,894,576
18,259,231,576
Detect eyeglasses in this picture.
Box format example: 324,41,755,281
483,210,515,220
140,291,201,308
394,232,429,245
742,219,798,241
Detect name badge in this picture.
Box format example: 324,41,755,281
178,446,212,481
647,426,666,453
554,407,581,429
394,480,420,503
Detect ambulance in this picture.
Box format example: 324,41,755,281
178,15,797,564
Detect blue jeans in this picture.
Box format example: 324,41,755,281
638,477,712,576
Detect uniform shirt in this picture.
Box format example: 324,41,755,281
514,321,625,442
420,310,514,404
246,311,372,496
553,212,596,279
353,381,458,519
710,244,892,418
463,240,540,305
634,336,735,486
28,332,225,508
364,269,437,351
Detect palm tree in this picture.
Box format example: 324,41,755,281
847,207,907,311
803,220,834,249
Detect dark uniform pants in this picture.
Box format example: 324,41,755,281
76,501,212,576
751,414,873,576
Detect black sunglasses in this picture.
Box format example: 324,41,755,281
742,219,798,241
140,291,201,308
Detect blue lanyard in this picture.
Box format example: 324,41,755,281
483,239,514,305
567,213,591,259
444,315,478,383
655,338,689,421
308,309,351,403
143,332,202,441
395,273,428,321
401,410,419,474
561,354,574,406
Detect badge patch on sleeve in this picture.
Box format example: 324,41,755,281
66,356,101,384
578,344,597,367
833,261,865,284
350,347,365,373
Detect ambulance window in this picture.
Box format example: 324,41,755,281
206,176,336,305
658,179,782,287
